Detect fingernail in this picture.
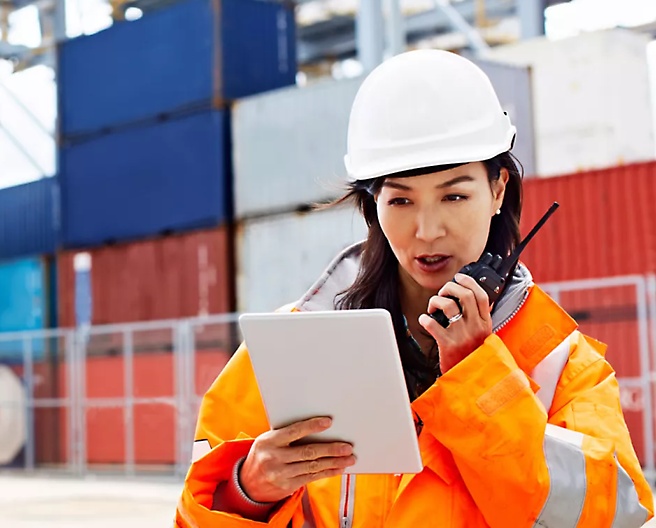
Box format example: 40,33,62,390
341,445,353,455
319,417,332,427
454,273,465,282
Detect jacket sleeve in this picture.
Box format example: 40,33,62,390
175,344,306,527
412,331,654,528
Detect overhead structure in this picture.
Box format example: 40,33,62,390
0,0,555,72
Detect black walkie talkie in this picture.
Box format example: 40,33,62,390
429,202,560,328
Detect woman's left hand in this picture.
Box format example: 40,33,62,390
418,273,493,373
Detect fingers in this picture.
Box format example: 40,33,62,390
286,454,357,479
438,274,490,320
288,466,351,491
427,295,461,321
283,441,353,463
269,417,332,447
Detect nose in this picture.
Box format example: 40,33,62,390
415,206,447,242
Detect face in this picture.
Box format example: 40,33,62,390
375,162,508,300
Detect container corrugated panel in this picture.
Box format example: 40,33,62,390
57,226,233,327
520,161,656,282
58,0,296,138
233,58,534,219
0,258,54,363
0,178,59,260
60,110,231,248
473,57,536,177
233,77,361,219
487,29,654,177
236,206,367,313
57,350,230,465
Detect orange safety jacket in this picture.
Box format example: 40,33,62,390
176,243,654,527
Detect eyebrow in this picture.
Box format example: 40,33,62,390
382,175,475,191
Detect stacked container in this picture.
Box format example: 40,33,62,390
520,160,656,465
485,29,655,177
0,178,60,362
51,0,296,467
231,58,535,312
0,178,60,467
57,0,297,324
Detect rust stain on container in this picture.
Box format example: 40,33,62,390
57,226,235,326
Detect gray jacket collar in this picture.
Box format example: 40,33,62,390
295,241,533,328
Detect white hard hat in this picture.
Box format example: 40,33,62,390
344,49,516,181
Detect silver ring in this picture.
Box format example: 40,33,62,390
445,313,463,328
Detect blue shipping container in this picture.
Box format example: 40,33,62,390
60,110,231,248
0,258,54,364
0,178,59,260
58,0,296,139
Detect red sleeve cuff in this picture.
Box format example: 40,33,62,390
213,456,278,521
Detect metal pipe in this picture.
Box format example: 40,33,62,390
517,0,545,39
357,0,385,72
384,0,405,58
0,82,54,138
635,279,655,480
0,124,49,176
22,337,35,471
432,0,489,52
123,330,135,476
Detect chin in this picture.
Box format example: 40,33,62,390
413,274,448,294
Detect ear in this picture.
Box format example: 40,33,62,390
491,168,509,214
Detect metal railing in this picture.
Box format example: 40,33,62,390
1,275,656,480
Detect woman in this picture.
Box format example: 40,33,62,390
176,50,653,527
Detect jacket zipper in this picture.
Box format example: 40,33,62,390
493,290,529,333
340,474,354,528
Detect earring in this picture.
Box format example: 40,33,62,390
495,208,501,215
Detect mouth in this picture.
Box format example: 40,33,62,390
415,254,452,273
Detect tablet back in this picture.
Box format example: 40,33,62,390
239,309,423,474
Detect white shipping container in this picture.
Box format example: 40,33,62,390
233,59,535,219
485,29,655,177
237,205,367,313
233,77,362,220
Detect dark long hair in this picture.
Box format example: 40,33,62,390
332,152,523,399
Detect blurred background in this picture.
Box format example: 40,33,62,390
1,0,656,526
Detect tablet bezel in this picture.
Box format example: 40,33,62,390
239,309,424,475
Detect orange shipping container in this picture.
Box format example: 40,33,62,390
521,160,656,282
57,226,235,326
521,161,656,465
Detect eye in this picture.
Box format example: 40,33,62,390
444,194,467,202
387,197,411,206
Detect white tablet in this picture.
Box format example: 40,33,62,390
238,309,423,474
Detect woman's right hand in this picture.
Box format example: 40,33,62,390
239,417,356,503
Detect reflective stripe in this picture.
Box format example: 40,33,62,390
339,474,355,528
301,491,318,528
532,332,575,412
191,439,211,462
534,424,586,528
611,457,649,528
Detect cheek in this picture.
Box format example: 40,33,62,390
377,207,411,256
457,210,492,256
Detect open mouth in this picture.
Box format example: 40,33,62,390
418,255,449,265
415,254,452,272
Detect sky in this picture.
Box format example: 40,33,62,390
1,0,656,189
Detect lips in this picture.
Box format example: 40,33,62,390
415,254,452,273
